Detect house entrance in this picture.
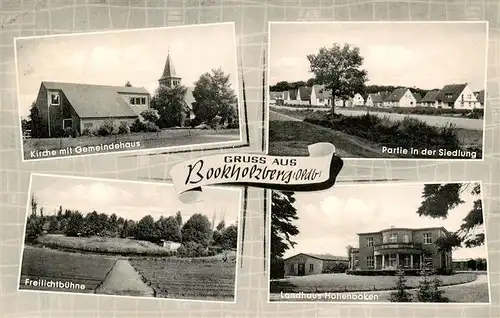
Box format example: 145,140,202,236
297,263,306,276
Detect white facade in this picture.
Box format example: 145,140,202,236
452,85,480,110
352,93,364,106
398,89,417,107
365,95,374,107
310,85,331,106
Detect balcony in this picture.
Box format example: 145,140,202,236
373,242,423,254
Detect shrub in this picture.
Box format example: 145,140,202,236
118,121,130,134
63,127,74,138
143,121,160,132
140,109,160,125
130,118,146,133
322,262,348,274
81,128,94,136
176,241,208,258
97,120,114,136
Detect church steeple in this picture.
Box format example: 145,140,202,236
159,50,182,88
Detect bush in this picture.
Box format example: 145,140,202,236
63,127,74,138
130,118,146,133
81,128,95,136
144,121,160,132
322,262,348,274
346,269,421,276
176,241,208,258
140,109,160,125
118,121,130,134
97,120,114,136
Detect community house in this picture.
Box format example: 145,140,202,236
270,82,484,110
30,52,194,138
348,226,453,274
283,253,349,276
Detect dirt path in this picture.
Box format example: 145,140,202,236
95,259,154,297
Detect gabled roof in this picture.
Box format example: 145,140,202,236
435,84,467,103
159,52,180,80
42,81,148,118
368,92,388,103
284,253,349,262
475,90,485,104
269,91,283,100
421,90,440,103
385,88,409,102
184,87,195,110
282,91,290,100
312,85,332,99
289,89,297,100
413,93,422,102
298,86,312,101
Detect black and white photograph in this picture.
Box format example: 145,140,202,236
16,22,244,161
267,22,487,160
269,182,490,303
19,174,241,302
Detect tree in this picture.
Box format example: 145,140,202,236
192,68,238,126
175,211,182,227
140,109,160,125
417,269,449,302
270,191,300,279
25,215,43,243
57,206,63,219
307,43,368,114
48,215,59,233
216,220,226,232
125,81,133,87
30,194,37,216
417,183,484,248
28,102,45,138
135,215,156,241
156,216,181,243
151,85,188,128
306,78,316,87
390,269,412,302
65,211,84,237
220,224,238,249
181,213,212,246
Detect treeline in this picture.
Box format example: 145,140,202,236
25,204,238,254
269,80,436,99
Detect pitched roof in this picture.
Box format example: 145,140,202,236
368,93,387,103
159,52,179,80
413,93,422,102
312,84,332,99
358,226,450,236
475,90,485,104
269,91,283,100
298,86,312,101
285,253,348,262
385,88,409,102
421,90,440,103
435,84,467,103
42,81,148,118
289,89,297,100
184,87,195,109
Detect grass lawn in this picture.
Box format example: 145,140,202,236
441,281,490,303
270,273,479,293
268,119,390,158
36,234,178,257
130,258,236,301
19,246,117,293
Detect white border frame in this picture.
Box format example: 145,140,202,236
18,172,244,304
265,21,489,162
266,180,492,304
15,22,247,162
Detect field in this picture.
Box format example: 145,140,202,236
269,108,482,159
130,257,237,300
36,235,178,257
19,246,117,293
269,272,479,293
23,128,240,159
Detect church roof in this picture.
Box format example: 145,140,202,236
159,52,180,80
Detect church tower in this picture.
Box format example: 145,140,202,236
158,51,182,88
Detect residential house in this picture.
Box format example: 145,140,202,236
284,253,349,276
383,88,417,107
310,85,332,106
269,91,283,105
286,89,299,105
452,258,488,271
33,81,151,138
297,87,312,106
352,93,365,106
412,92,423,106
161,240,181,251
365,92,389,107
435,83,480,110
350,226,452,273
420,90,440,107
474,90,485,108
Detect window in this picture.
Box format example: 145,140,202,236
423,233,432,244
130,97,135,105
389,253,397,267
309,264,314,272
50,92,60,105
403,234,410,243
366,256,374,268
367,237,374,247
382,235,388,243
62,119,72,130
141,97,146,104
83,123,93,129
390,233,397,243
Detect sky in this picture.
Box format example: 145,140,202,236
269,22,487,91
28,174,241,226
15,23,239,117
282,182,487,261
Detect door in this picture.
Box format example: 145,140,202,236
297,263,306,276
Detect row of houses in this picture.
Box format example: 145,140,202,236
282,226,486,277
270,83,485,110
